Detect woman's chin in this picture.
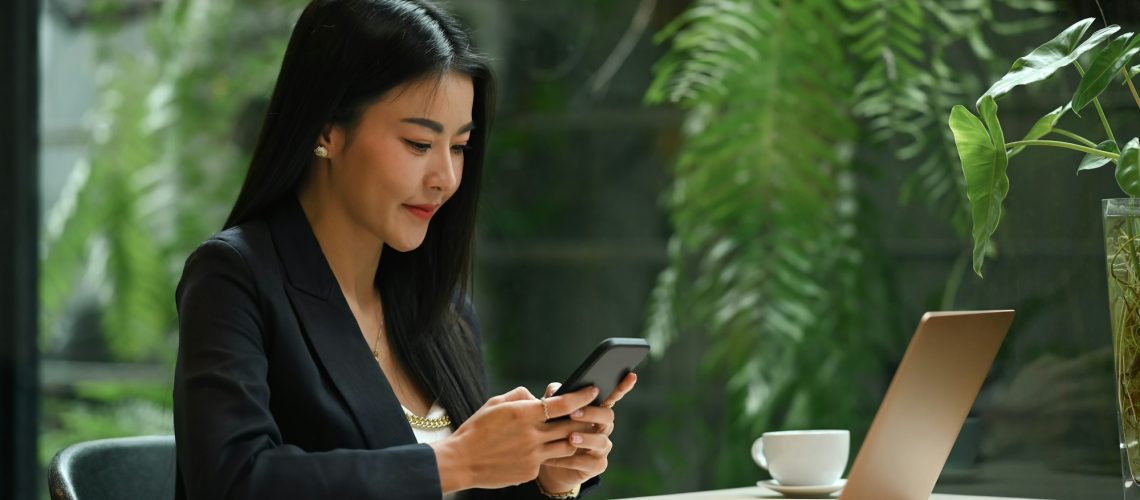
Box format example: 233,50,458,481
386,234,427,252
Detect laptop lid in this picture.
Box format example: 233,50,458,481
839,310,1014,500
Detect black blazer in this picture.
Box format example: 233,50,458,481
173,198,596,499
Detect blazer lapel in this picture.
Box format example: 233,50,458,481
267,197,416,449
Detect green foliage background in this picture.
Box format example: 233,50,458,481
39,0,306,467
639,0,1063,490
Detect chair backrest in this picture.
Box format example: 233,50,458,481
48,435,176,500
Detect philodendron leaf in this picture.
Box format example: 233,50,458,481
1009,104,1068,157
1112,35,1140,82
1077,140,1119,173
980,18,1119,107
950,95,1008,277
1117,138,1140,196
1073,33,1139,113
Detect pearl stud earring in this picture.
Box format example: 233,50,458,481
314,145,328,158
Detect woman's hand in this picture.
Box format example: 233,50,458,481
536,372,638,494
430,385,598,492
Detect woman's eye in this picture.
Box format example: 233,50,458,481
451,144,469,155
404,140,431,153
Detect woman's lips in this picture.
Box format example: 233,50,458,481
404,204,438,221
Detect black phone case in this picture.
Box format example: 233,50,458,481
551,338,650,406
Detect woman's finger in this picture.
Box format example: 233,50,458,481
540,438,579,460
542,454,606,474
545,382,562,398
601,372,637,407
569,432,612,454
600,420,614,436
568,392,620,436
541,386,599,420
539,419,596,441
568,405,614,427
487,386,537,406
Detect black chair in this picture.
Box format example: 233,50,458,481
48,435,176,500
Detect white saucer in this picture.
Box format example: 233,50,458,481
757,479,846,498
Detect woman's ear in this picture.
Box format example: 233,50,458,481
316,123,345,159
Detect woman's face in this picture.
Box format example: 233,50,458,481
318,71,474,252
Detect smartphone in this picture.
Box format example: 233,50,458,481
551,338,650,407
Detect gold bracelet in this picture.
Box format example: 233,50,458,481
536,480,580,499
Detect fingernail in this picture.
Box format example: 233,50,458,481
571,434,583,444
572,409,584,418
592,387,601,396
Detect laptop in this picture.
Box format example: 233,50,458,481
839,310,1015,500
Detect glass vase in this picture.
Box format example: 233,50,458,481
1103,198,1140,498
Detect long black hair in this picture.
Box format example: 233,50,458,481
224,0,495,426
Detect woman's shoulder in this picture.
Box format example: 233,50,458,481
206,218,273,258
191,214,276,258
179,217,278,287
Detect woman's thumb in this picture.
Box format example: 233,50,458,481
544,382,562,398
503,386,537,402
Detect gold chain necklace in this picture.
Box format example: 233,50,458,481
370,306,452,431
370,306,384,360
405,411,452,430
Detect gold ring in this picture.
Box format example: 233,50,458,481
541,398,551,421
602,401,615,409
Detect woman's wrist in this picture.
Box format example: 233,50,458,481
536,471,581,498
429,438,472,494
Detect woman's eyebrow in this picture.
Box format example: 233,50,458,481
401,117,476,135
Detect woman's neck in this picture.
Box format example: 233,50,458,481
297,189,383,305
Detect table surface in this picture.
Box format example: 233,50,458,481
615,485,1038,499
614,459,1120,500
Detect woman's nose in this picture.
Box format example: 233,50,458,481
427,152,460,193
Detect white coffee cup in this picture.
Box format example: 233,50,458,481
751,429,849,486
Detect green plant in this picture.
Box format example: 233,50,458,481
948,17,1140,276
645,0,1058,490
946,16,1140,488
39,380,174,465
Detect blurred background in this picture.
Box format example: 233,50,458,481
6,0,1140,498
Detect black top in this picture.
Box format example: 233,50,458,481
173,197,597,499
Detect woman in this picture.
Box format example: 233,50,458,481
172,0,637,498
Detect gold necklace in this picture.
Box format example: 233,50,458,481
405,410,452,430
369,306,452,430
370,305,384,360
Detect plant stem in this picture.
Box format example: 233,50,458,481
1051,128,1099,147
1124,68,1140,112
1075,61,1117,143
1093,98,1117,144
1004,139,1121,160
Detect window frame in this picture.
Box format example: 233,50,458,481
1,0,41,498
